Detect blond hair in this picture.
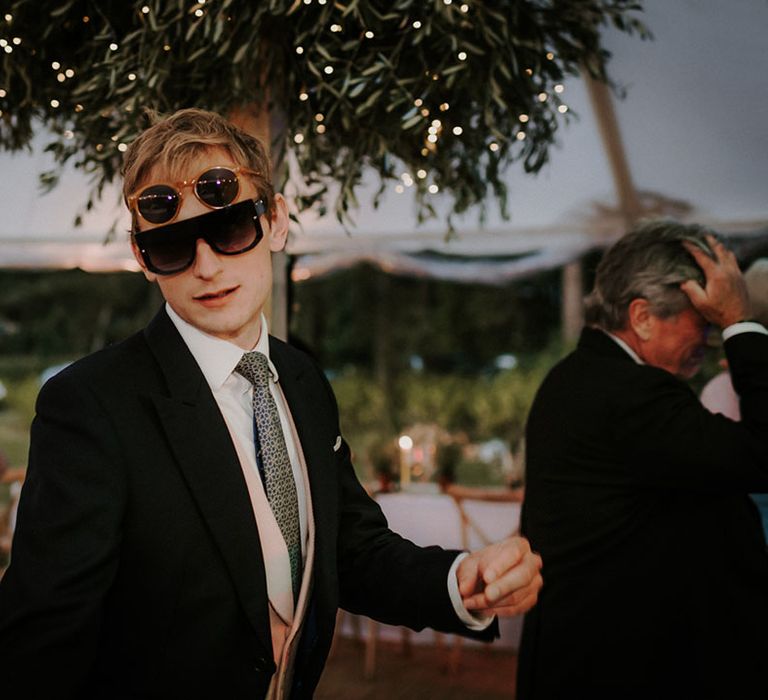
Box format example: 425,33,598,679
121,108,274,214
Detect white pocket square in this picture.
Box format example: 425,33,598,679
333,435,342,452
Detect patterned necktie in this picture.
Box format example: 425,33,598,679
235,350,302,601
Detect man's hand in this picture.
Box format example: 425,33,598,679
681,234,749,328
457,536,543,617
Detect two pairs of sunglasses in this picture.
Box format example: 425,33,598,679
130,166,267,275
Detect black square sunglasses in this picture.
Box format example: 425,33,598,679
133,198,267,276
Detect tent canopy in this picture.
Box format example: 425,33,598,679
1,0,767,277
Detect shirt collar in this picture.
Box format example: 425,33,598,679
165,303,279,390
604,330,645,365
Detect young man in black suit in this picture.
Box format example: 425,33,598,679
0,108,542,699
518,220,768,699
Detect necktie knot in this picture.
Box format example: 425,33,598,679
235,351,271,388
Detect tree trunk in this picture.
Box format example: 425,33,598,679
229,102,289,341
561,259,583,342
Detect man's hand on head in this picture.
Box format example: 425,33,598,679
457,535,543,617
681,234,749,328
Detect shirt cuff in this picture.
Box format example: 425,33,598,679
722,321,768,341
447,552,494,631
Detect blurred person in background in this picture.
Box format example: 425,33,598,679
700,258,768,538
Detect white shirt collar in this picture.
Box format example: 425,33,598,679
165,303,279,389
604,330,645,365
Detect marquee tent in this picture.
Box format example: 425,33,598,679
1,0,767,282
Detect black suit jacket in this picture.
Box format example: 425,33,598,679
517,327,768,700
0,309,493,699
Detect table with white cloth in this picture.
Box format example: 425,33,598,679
339,488,524,651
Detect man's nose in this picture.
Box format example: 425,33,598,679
191,238,223,278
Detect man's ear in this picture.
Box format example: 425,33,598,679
130,238,157,283
627,298,654,341
267,193,289,253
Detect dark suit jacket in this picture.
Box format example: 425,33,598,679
518,327,768,700
0,309,494,699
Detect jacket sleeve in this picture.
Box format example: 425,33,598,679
315,368,496,640
0,368,127,698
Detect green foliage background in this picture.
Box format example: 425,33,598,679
0,0,647,226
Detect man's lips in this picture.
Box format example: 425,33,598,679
193,286,239,305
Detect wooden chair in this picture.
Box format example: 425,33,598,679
443,483,524,548
441,483,524,672
342,486,523,678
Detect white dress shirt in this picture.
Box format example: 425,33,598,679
166,305,306,624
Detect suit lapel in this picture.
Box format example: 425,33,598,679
143,309,273,656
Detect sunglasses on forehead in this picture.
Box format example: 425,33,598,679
128,165,261,225
133,198,267,275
